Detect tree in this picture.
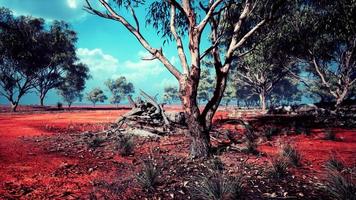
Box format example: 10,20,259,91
231,41,296,111
163,85,179,104
85,0,289,158
197,69,214,104
105,76,134,106
86,88,107,107
0,8,44,111
58,63,90,108
35,21,79,106
282,1,356,108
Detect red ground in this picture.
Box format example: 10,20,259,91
0,108,355,199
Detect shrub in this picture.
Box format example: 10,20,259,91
189,172,244,200
89,137,105,148
269,156,288,179
325,155,344,172
117,135,134,156
136,158,160,191
57,102,63,109
294,123,311,135
324,128,336,140
243,140,258,155
264,126,279,140
280,143,301,167
325,169,356,200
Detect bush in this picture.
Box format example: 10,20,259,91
264,126,279,140
325,155,344,172
117,135,134,156
136,158,160,191
324,128,336,140
189,172,244,200
209,157,225,171
325,169,356,200
294,123,311,135
243,140,258,155
280,143,301,167
269,156,288,179
89,137,105,148
57,102,63,109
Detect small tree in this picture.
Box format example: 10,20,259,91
105,76,134,106
86,88,107,107
58,63,90,108
163,85,179,104
197,69,215,104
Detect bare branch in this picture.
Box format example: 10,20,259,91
199,35,222,60
128,5,140,32
197,0,224,34
170,4,189,74
85,0,182,80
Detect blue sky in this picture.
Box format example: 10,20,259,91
0,0,187,106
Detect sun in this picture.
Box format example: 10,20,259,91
67,0,77,9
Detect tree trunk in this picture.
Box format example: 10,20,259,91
40,96,45,106
11,102,18,112
259,92,266,111
180,77,211,158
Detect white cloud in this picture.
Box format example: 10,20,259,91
77,48,119,75
77,48,177,96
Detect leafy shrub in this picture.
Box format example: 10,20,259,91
325,169,356,200
189,172,244,200
294,123,311,135
264,126,279,140
324,128,336,140
243,140,258,155
89,137,105,148
269,156,288,179
57,102,63,109
136,158,160,191
325,155,344,172
280,143,301,167
117,135,134,156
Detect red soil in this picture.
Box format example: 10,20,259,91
0,108,355,198
0,110,128,198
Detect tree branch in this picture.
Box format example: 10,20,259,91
170,4,189,74
85,0,182,80
197,0,224,34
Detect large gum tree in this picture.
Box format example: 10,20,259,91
85,0,288,158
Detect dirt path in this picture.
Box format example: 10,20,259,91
0,110,126,199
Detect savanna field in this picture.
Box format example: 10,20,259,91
0,106,355,199
1,0,356,199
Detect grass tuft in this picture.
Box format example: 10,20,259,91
136,158,160,191
280,143,301,167
189,172,244,200
325,169,356,200
117,135,134,156
269,156,288,179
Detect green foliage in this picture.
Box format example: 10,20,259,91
105,76,134,106
58,63,90,107
162,85,179,104
189,172,244,200
86,88,107,106
117,135,134,156
136,158,160,191
89,137,105,148
0,7,85,108
197,69,215,104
